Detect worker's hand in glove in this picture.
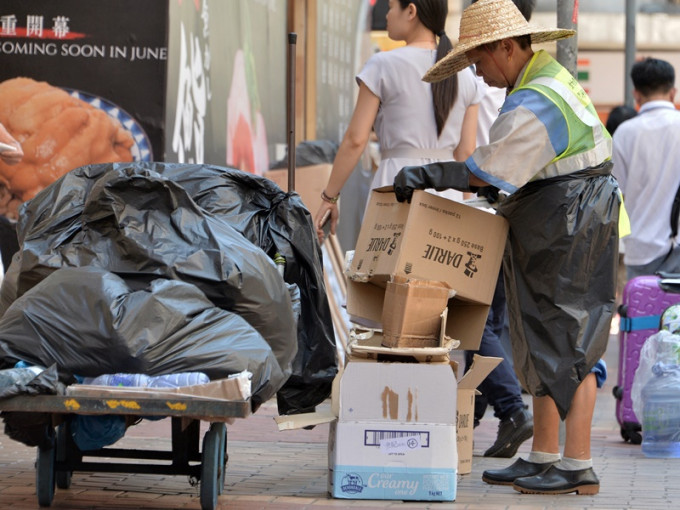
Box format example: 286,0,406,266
393,161,475,203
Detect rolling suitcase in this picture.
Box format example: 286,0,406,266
614,273,680,443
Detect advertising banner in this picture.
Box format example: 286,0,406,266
0,0,168,218
166,0,287,175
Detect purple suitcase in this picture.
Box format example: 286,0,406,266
614,274,680,443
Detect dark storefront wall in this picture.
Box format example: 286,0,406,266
0,0,168,161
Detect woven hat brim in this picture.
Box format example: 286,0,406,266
423,27,575,83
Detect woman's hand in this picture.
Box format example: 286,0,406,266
314,201,338,244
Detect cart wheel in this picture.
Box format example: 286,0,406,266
55,423,72,489
36,431,56,507
200,423,226,510
217,424,227,495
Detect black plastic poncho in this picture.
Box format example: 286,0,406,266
499,163,620,419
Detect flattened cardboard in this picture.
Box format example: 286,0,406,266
348,188,508,306
347,326,459,363
66,373,251,402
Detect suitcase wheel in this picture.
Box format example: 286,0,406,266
620,422,642,445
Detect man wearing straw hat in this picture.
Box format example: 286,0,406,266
393,0,620,496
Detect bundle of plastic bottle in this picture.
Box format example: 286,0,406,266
82,371,209,388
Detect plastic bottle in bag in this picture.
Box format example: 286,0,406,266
148,372,210,388
641,363,680,458
83,373,151,387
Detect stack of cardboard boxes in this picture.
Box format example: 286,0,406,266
328,188,509,501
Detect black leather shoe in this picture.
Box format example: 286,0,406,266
484,408,533,458
512,465,600,495
482,458,555,486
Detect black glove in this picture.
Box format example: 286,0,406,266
393,161,476,203
478,185,500,204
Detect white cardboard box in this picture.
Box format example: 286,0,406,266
328,420,457,501
326,355,502,499
329,361,458,501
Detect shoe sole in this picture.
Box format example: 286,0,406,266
484,423,534,458
481,475,514,486
512,483,600,495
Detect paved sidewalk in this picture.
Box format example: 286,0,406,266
1,333,679,509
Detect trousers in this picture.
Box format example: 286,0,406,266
465,268,525,424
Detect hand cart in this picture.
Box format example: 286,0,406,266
0,29,298,510
0,389,251,510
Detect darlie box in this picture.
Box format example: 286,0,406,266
346,187,508,350
348,187,508,305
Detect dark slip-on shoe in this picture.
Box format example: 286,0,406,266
482,458,556,486
484,408,534,458
512,465,600,495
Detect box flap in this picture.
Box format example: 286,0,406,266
457,354,503,390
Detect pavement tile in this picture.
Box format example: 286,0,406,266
1,333,680,508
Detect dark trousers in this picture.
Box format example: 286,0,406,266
465,269,525,424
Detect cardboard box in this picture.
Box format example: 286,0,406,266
264,163,333,215
327,355,502,499
454,355,502,474
328,420,457,501
348,188,508,306
346,277,491,351
329,361,458,501
381,276,453,348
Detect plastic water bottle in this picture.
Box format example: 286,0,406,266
83,373,151,387
641,363,680,458
148,372,210,388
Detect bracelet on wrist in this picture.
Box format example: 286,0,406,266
321,190,340,204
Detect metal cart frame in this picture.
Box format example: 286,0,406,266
0,391,251,510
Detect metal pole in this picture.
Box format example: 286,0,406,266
556,0,578,78
624,0,636,108
287,32,297,192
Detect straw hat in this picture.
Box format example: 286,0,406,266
423,0,575,83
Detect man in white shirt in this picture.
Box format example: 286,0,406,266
611,57,680,280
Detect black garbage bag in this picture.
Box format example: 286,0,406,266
0,364,64,399
0,266,285,408
150,163,337,415
0,163,297,382
499,167,619,419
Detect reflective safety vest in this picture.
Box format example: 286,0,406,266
511,50,611,181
